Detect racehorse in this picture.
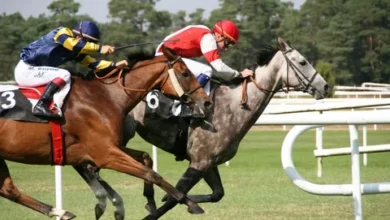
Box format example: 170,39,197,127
0,45,212,219
76,38,331,219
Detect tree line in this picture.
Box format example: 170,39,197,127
0,0,389,85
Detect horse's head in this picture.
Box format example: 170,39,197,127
159,45,213,117
277,37,331,99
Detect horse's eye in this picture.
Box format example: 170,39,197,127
182,70,190,77
299,60,307,66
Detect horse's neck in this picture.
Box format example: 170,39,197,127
70,62,163,117
213,52,283,133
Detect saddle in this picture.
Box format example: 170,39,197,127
0,83,70,165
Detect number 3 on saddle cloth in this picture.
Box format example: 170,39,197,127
0,84,66,165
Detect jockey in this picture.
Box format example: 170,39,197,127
155,20,253,117
14,21,127,119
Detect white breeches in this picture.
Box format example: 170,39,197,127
181,58,212,95
14,60,71,108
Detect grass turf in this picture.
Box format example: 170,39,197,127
0,128,389,220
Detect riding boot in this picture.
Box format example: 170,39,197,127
32,82,62,119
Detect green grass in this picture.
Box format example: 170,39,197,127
1,129,390,220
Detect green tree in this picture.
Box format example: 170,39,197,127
315,60,336,96
0,13,27,80
47,0,80,15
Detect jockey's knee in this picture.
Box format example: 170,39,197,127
57,70,71,82
52,70,71,88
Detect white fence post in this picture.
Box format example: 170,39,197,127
152,145,158,172
349,125,363,220
316,126,323,177
362,125,368,166
55,166,63,220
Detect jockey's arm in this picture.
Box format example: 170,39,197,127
200,34,241,81
75,54,115,73
53,27,101,54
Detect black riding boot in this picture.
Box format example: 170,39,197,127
32,82,62,119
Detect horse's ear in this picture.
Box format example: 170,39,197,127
161,44,177,61
277,37,291,52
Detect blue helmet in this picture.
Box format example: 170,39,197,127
73,21,100,42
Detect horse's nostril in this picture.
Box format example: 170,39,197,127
204,101,213,110
324,84,329,91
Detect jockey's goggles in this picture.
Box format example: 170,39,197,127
223,38,236,48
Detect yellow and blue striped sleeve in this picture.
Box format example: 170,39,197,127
76,54,115,72
53,27,101,55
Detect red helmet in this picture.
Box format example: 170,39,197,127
213,20,240,43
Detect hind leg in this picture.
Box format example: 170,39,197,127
0,158,75,220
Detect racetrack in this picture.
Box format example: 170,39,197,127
1,129,390,220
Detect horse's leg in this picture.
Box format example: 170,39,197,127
161,166,224,203
0,158,75,220
93,146,203,215
73,165,117,220
143,166,205,219
85,148,157,216
187,166,225,203
94,172,126,219
119,148,157,214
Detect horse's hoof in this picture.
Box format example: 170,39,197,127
95,205,105,219
187,204,205,214
161,194,168,202
61,211,77,220
145,202,157,215
114,212,124,220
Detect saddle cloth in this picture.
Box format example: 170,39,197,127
0,84,67,122
0,84,69,165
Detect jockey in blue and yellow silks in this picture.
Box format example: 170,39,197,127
14,21,128,119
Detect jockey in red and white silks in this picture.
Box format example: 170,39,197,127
155,20,253,96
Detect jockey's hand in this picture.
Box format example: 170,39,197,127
116,60,128,68
100,45,115,55
240,68,254,78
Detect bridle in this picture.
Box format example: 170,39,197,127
282,48,319,93
241,47,320,106
93,56,202,104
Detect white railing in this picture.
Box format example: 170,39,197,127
256,110,390,220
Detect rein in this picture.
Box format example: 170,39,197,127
240,76,275,105
240,48,319,106
93,57,183,93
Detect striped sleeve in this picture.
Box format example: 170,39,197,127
200,34,240,79
76,55,115,72
200,33,220,62
53,27,101,55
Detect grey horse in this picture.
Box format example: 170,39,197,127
74,38,331,220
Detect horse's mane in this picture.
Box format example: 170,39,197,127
126,49,156,69
255,44,279,66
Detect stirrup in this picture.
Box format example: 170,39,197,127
33,105,62,119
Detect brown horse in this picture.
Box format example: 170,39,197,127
0,45,212,219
